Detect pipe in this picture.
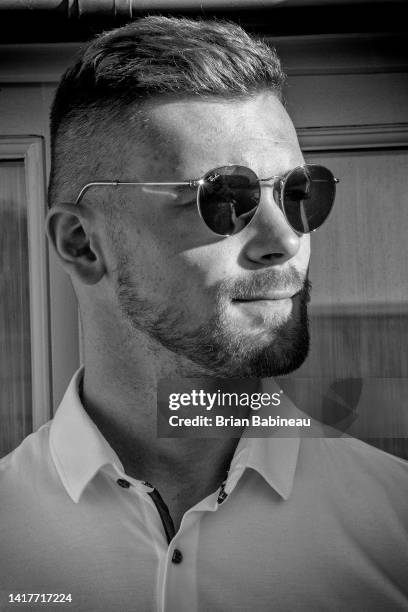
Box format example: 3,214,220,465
0,0,285,18
0,0,402,18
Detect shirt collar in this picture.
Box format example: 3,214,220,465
225,379,301,501
50,369,302,504
49,367,125,503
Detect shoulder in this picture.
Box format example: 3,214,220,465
0,422,54,496
299,434,408,507
302,431,408,472
319,434,408,475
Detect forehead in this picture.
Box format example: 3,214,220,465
136,92,302,179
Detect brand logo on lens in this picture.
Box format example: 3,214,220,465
208,173,220,183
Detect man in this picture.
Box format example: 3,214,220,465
1,16,407,612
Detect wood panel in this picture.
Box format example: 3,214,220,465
288,312,408,458
0,159,32,456
291,140,408,458
304,147,408,307
0,138,51,458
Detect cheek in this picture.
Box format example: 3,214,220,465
110,221,212,306
108,204,242,311
181,242,237,289
132,206,229,277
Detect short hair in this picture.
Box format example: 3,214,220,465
48,16,285,208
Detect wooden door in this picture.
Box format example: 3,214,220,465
0,138,51,457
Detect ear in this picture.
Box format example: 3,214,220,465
46,203,106,285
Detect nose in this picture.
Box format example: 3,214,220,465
243,183,302,266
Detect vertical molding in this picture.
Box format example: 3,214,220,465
0,137,51,430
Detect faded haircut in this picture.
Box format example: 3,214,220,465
48,16,285,208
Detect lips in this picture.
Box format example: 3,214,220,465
233,290,301,302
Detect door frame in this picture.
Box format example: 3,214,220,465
0,136,51,429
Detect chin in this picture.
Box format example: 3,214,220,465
242,331,310,377
183,303,311,379
203,280,311,378
221,322,310,378
116,266,311,378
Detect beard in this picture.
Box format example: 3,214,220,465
115,256,310,378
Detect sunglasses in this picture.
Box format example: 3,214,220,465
74,164,339,236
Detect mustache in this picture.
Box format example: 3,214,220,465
222,268,310,300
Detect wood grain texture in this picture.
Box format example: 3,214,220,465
305,148,408,307
291,312,408,458
292,146,408,457
0,159,32,457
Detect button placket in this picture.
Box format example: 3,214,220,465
162,517,200,612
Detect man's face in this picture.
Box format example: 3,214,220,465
104,92,311,377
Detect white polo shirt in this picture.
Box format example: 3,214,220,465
1,369,408,611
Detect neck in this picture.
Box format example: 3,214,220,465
80,326,246,502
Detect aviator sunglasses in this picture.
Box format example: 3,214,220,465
74,164,339,236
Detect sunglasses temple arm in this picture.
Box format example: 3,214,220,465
75,182,122,205
74,180,194,205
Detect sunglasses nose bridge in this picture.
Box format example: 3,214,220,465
243,180,304,264
258,176,284,216
252,179,298,240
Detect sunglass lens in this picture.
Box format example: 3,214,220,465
282,165,336,233
198,166,260,236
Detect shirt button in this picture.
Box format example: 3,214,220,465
117,478,130,488
171,549,183,564
217,489,228,504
